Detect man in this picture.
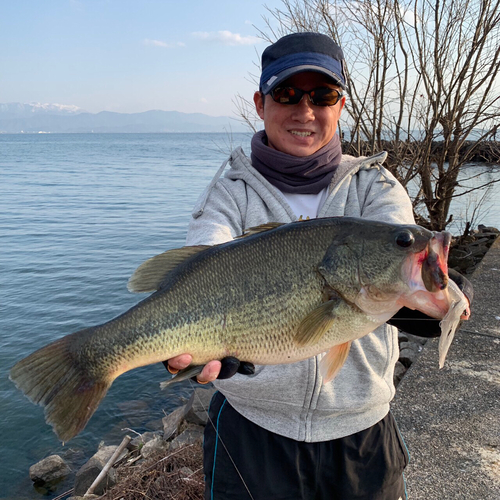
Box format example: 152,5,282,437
166,32,469,499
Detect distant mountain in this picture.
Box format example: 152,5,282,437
0,103,249,133
0,102,86,117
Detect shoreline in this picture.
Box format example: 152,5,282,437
341,139,500,164
2,132,500,164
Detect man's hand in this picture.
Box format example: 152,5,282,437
166,355,221,384
164,355,255,384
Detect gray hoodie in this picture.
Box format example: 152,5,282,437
186,146,415,442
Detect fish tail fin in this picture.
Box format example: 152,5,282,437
10,331,112,442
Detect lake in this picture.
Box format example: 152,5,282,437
0,133,498,498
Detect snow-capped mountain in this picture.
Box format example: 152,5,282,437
0,103,248,133
0,102,86,117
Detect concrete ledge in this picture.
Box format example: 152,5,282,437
391,236,500,499
462,235,500,338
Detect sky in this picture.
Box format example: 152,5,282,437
0,0,287,117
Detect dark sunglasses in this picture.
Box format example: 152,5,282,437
270,86,344,107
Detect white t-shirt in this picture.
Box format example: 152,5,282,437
279,187,328,219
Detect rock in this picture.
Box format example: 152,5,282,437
68,496,100,500
163,405,189,441
399,340,421,369
179,466,194,476
29,454,71,485
399,341,421,353
141,435,170,459
394,361,407,387
399,347,418,368
469,243,490,257
184,387,217,426
449,248,475,274
478,225,499,234
129,431,161,451
73,444,126,496
449,228,498,275
405,334,427,346
398,332,409,344
170,425,204,450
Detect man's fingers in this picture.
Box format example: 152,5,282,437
166,354,193,372
196,360,221,384
164,357,233,385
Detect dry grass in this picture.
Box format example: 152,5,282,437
100,443,204,500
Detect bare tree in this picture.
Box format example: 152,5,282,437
250,0,500,231
408,0,500,229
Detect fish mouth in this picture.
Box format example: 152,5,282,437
399,231,452,319
421,232,451,292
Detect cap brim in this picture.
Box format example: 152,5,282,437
261,65,346,94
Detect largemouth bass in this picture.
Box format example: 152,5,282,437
10,217,468,441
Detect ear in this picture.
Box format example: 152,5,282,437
254,91,265,120
339,95,346,112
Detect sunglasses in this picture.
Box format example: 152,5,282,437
270,86,344,107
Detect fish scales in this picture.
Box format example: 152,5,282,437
119,222,324,362
140,220,360,363
109,223,323,366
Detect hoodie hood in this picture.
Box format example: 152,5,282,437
192,146,390,221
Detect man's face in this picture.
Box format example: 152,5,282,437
253,71,346,157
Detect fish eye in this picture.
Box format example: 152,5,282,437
395,230,415,248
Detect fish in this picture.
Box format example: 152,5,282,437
10,217,469,442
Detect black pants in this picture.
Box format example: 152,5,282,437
204,391,409,500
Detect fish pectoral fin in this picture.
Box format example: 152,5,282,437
294,299,341,347
236,222,285,239
160,365,205,388
320,341,352,383
128,246,211,293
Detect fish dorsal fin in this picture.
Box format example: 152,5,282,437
236,222,285,239
127,246,211,293
294,299,341,347
320,341,352,383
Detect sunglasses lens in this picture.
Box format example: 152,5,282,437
311,88,342,106
271,87,302,105
271,87,343,106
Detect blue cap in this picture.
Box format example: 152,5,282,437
260,32,347,94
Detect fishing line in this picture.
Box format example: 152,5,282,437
188,380,256,500
390,318,453,321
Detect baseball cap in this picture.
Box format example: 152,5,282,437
259,32,347,94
